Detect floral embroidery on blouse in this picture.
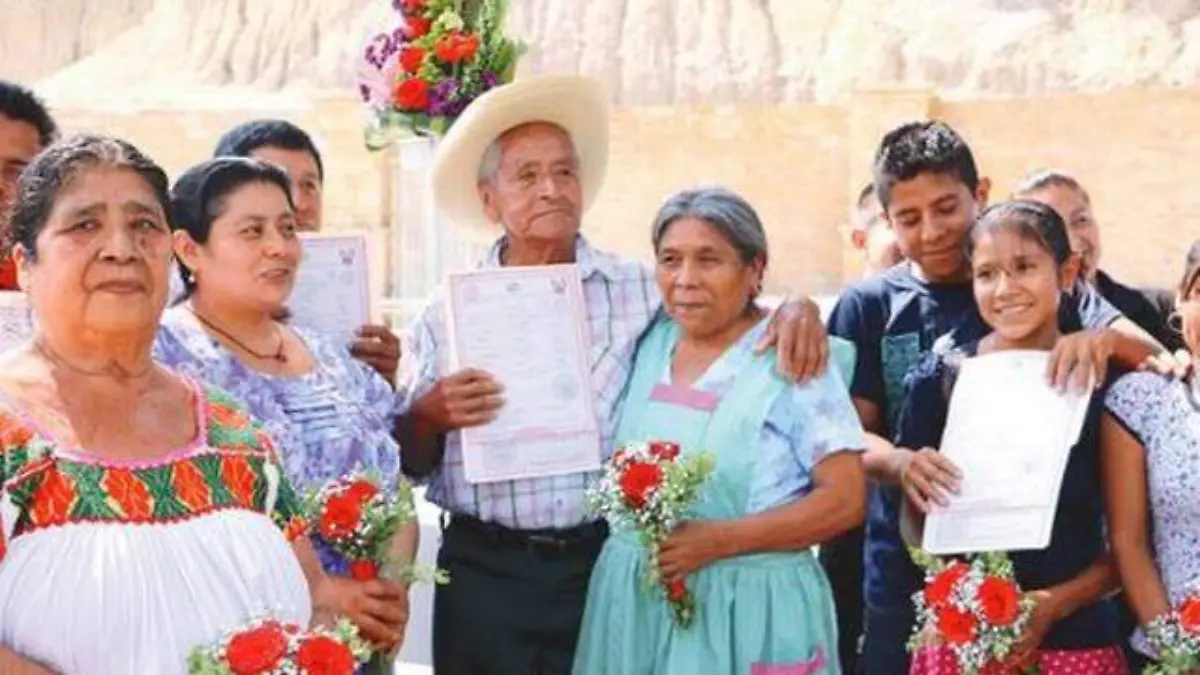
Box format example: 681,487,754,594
0,386,308,561
1105,371,1200,610
153,306,403,498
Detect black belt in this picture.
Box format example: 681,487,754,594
445,513,608,555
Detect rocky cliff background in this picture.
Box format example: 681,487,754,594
6,0,1200,107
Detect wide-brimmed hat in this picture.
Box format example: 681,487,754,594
431,75,609,232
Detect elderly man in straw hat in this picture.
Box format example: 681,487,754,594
396,74,831,675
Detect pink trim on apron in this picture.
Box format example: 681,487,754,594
648,382,721,412
751,647,827,675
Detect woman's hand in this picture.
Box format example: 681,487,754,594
1006,589,1063,669
314,575,409,651
351,324,402,385
899,448,962,513
658,521,730,580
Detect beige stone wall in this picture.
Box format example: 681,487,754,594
47,85,1200,297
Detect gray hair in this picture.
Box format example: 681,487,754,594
476,122,579,185
651,187,769,265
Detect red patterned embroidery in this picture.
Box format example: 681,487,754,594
209,402,250,431
103,468,154,520
29,465,77,527
173,460,212,511
221,454,258,506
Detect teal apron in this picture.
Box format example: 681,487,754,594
573,317,840,675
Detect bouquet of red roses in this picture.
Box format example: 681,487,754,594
306,471,446,585
585,440,715,628
357,0,525,145
908,549,1036,674
186,616,370,675
1144,592,1200,674
306,471,447,674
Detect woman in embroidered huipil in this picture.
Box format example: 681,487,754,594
152,158,416,639
0,135,405,674
573,187,867,675
1103,240,1200,664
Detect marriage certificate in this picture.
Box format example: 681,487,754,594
921,351,1092,555
288,234,372,343
445,265,601,484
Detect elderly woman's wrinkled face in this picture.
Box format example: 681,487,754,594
479,123,583,246
176,181,300,315
18,166,172,334
655,217,764,339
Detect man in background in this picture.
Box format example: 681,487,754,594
0,80,57,290
849,182,902,278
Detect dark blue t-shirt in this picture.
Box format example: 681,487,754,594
888,341,1118,649
826,265,1121,617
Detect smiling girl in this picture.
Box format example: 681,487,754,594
896,200,1127,674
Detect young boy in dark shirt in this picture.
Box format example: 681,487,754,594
826,120,1163,673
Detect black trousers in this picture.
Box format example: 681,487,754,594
433,515,607,675
819,525,865,674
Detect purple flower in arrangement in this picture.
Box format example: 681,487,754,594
482,71,499,90
312,534,351,577
429,78,468,117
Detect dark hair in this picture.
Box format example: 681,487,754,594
1012,169,1091,204
212,119,324,181
872,121,979,209
651,187,769,267
1178,240,1200,297
965,200,1072,268
169,157,295,297
0,80,57,147
856,182,875,208
10,134,169,260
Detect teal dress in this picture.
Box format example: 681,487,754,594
573,317,864,675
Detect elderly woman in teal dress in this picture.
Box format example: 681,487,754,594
573,187,868,675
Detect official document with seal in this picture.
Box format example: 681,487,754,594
445,264,601,484
921,350,1092,555
288,234,372,344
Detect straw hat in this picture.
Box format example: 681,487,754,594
431,75,609,232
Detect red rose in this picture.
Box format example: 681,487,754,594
924,561,968,608
434,31,480,64
404,16,432,39
296,635,357,675
401,0,425,13
319,493,364,541
666,579,687,602
225,622,289,675
399,46,425,74
344,479,379,504
649,441,681,461
1181,597,1200,632
619,461,663,509
977,577,1020,627
394,78,430,111
349,560,379,581
936,606,977,645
